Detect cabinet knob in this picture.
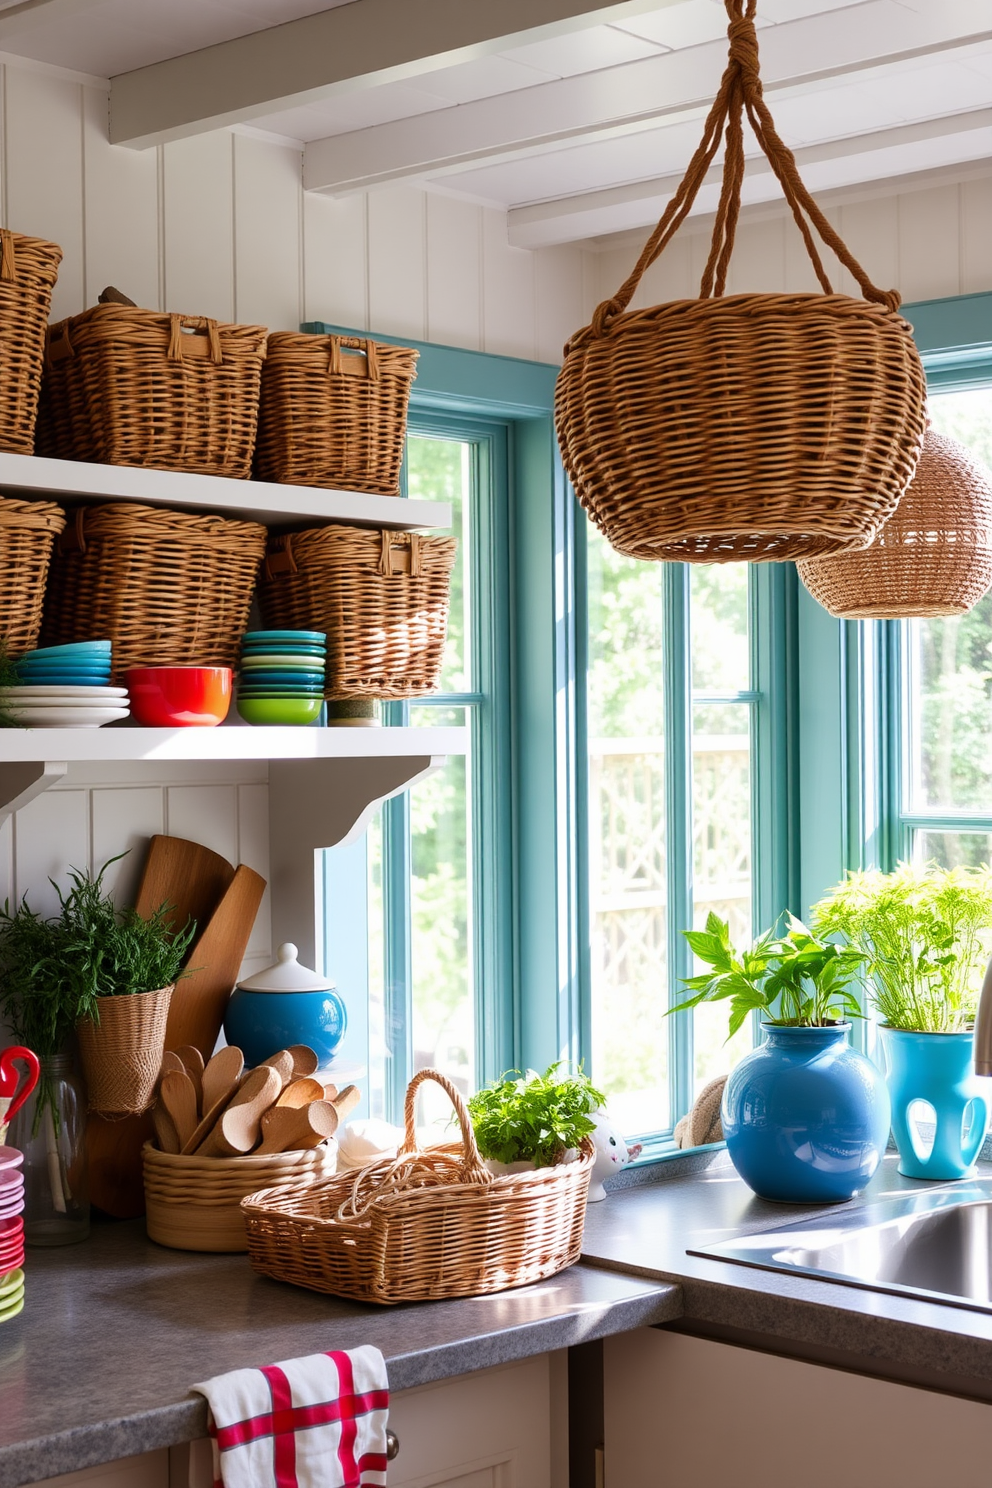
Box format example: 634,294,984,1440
386,1429,400,1460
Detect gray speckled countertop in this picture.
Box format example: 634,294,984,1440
584,1149,992,1400
0,1220,680,1488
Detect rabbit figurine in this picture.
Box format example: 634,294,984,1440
588,1110,641,1201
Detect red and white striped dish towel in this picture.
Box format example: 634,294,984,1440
191,1345,389,1488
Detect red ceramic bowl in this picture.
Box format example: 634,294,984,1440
126,667,232,727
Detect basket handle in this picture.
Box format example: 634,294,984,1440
168,314,223,364
0,230,15,283
329,335,380,381
57,506,88,557
400,1068,491,1183
579,0,899,347
378,530,422,577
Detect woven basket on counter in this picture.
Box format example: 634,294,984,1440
798,427,992,619
0,229,62,456
0,494,65,656
144,1142,337,1253
554,0,926,564
77,986,173,1118
255,333,418,495
241,1069,594,1305
40,502,266,682
258,525,456,700
39,306,268,479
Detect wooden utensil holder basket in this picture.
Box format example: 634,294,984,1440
143,1142,336,1253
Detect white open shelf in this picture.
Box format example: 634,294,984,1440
0,723,467,763
0,451,451,530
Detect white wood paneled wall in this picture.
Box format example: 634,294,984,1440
593,175,992,310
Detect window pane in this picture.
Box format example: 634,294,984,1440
366,814,385,1119
907,387,992,811
407,434,470,694
914,830,992,870
586,527,667,1134
692,702,753,1094
410,753,473,1123
690,565,749,692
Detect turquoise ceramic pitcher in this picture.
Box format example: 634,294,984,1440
879,1027,990,1180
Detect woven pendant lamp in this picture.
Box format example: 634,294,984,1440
555,0,926,565
797,428,992,619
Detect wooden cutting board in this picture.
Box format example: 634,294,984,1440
87,843,266,1218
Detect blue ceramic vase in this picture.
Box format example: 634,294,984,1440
721,1023,891,1204
879,1027,989,1181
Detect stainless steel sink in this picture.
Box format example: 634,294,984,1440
691,1181,992,1314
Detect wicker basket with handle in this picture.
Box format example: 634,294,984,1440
0,495,65,656
144,1143,337,1253
241,1068,595,1304
258,525,456,700
798,427,992,619
0,229,62,456
39,305,268,479
40,502,266,682
255,333,418,495
555,0,926,564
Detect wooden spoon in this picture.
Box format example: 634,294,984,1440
287,1045,319,1077
160,1051,185,1079
197,1065,281,1157
201,1045,244,1114
330,1084,361,1121
151,1103,180,1155
174,1046,204,1113
159,1069,199,1152
256,1099,339,1155
276,1078,324,1109
255,1049,295,1090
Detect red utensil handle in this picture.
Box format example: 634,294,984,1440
0,1046,40,1125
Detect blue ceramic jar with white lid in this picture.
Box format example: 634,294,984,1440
223,942,347,1069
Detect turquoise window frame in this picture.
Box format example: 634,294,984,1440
310,322,797,1143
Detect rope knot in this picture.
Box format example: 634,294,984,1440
590,297,623,338
727,15,760,91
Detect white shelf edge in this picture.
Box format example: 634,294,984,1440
0,724,468,763
0,452,451,531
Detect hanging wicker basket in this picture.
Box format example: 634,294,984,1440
797,428,992,619
555,0,926,564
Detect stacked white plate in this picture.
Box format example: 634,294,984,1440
0,685,130,728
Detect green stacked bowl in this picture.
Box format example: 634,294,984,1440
236,630,326,726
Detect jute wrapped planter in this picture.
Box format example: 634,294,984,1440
77,985,173,1117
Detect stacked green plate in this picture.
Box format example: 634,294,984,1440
236,630,326,726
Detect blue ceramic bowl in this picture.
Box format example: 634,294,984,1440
237,670,325,687
25,642,111,658
242,630,326,645
223,987,347,1068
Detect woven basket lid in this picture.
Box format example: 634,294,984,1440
798,428,992,619
237,942,335,994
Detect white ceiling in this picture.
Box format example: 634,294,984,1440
0,0,988,248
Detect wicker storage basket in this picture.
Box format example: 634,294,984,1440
143,1143,337,1252
0,495,65,656
258,526,456,700
39,306,267,479
798,428,992,619
555,0,926,564
40,502,266,682
241,1069,595,1305
77,986,173,1117
0,229,62,456
255,333,418,495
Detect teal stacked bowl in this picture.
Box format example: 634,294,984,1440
236,630,326,725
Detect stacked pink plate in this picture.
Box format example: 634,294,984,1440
0,1148,25,1322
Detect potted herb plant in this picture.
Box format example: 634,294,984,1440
812,863,992,1180
673,913,890,1203
467,1063,604,1173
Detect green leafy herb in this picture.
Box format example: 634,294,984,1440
811,862,992,1032
467,1063,605,1167
671,912,865,1033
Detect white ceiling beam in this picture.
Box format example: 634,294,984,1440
303,0,992,193
507,109,992,247
108,0,682,149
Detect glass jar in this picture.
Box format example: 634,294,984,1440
9,1054,89,1245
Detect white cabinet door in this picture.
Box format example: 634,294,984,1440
605,1329,992,1488
387,1355,553,1488
31,1449,169,1488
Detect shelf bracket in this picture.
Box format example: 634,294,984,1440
267,754,444,968
0,760,67,820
